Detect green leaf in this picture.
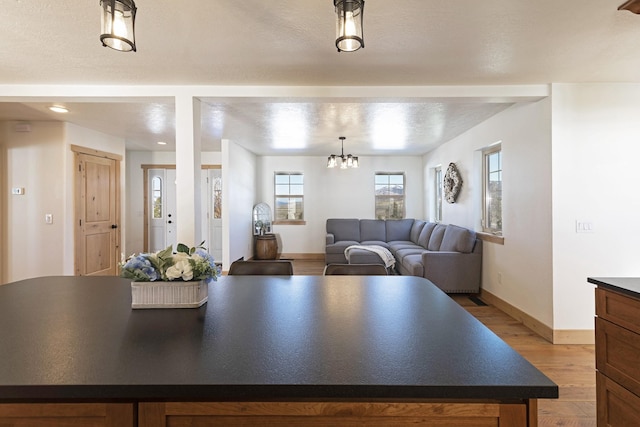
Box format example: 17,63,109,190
157,246,173,259
176,243,190,254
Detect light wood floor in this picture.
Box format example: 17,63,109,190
292,259,597,427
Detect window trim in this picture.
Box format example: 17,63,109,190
273,172,306,225
482,144,502,235
434,166,442,223
374,172,406,220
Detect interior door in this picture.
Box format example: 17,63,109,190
75,152,120,276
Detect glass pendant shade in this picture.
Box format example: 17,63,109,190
100,0,137,52
327,137,359,169
334,0,364,52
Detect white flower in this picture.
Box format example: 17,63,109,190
165,259,194,281
120,242,219,282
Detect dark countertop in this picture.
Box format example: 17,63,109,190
588,277,640,297
0,275,558,402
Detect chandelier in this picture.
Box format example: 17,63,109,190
334,0,365,52
100,0,137,52
327,137,359,169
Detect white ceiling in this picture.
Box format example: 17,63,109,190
1,0,639,155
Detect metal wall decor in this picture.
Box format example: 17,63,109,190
443,162,463,204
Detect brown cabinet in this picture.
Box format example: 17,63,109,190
0,403,134,426
595,286,640,426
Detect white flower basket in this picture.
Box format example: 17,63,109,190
131,280,208,309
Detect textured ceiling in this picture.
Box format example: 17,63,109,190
1,0,639,154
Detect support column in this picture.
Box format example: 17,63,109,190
175,95,202,246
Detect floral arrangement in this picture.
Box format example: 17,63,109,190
120,242,220,282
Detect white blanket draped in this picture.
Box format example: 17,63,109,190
344,245,396,269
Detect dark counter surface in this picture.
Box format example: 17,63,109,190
588,277,640,297
0,275,557,402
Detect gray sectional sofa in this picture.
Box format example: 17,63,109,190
325,218,482,293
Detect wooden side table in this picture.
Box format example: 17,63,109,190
255,234,278,260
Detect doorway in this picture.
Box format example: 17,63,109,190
143,165,222,262
73,145,121,276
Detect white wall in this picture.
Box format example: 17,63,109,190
0,121,65,283
223,140,258,267
258,155,424,255
0,121,126,284
423,100,554,328
551,83,640,331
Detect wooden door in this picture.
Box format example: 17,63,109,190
75,149,120,276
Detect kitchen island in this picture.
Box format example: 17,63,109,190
0,275,557,426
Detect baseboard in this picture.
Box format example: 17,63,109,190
479,289,594,344
552,329,595,345
480,289,554,343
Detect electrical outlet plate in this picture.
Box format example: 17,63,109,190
576,220,594,233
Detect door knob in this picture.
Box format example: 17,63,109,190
111,224,118,229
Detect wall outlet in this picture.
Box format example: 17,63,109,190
576,220,594,233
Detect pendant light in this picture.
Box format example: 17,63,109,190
327,137,359,169
334,0,365,52
100,0,137,52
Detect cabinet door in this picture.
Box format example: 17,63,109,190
596,288,640,334
0,403,134,426
138,401,531,427
597,372,640,427
596,317,640,397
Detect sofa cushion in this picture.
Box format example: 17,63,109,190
410,220,426,244
360,219,386,242
394,247,426,264
386,218,414,242
417,222,436,248
427,224,447,251
440,224,477,253
401,254,424,276
326,219,360,242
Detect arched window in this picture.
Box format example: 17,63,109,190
152,176,163,219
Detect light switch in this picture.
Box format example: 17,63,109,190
45,214,53,224
11,187,24,195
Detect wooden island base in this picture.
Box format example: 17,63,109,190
0,400,538,426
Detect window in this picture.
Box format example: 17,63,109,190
213,175,222,219
151,176,162,219
434,166,442,222
274,172,304,222
375,173,405,219
483,145,502,234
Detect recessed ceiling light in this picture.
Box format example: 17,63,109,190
157,141,167,145
48,105,69,113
